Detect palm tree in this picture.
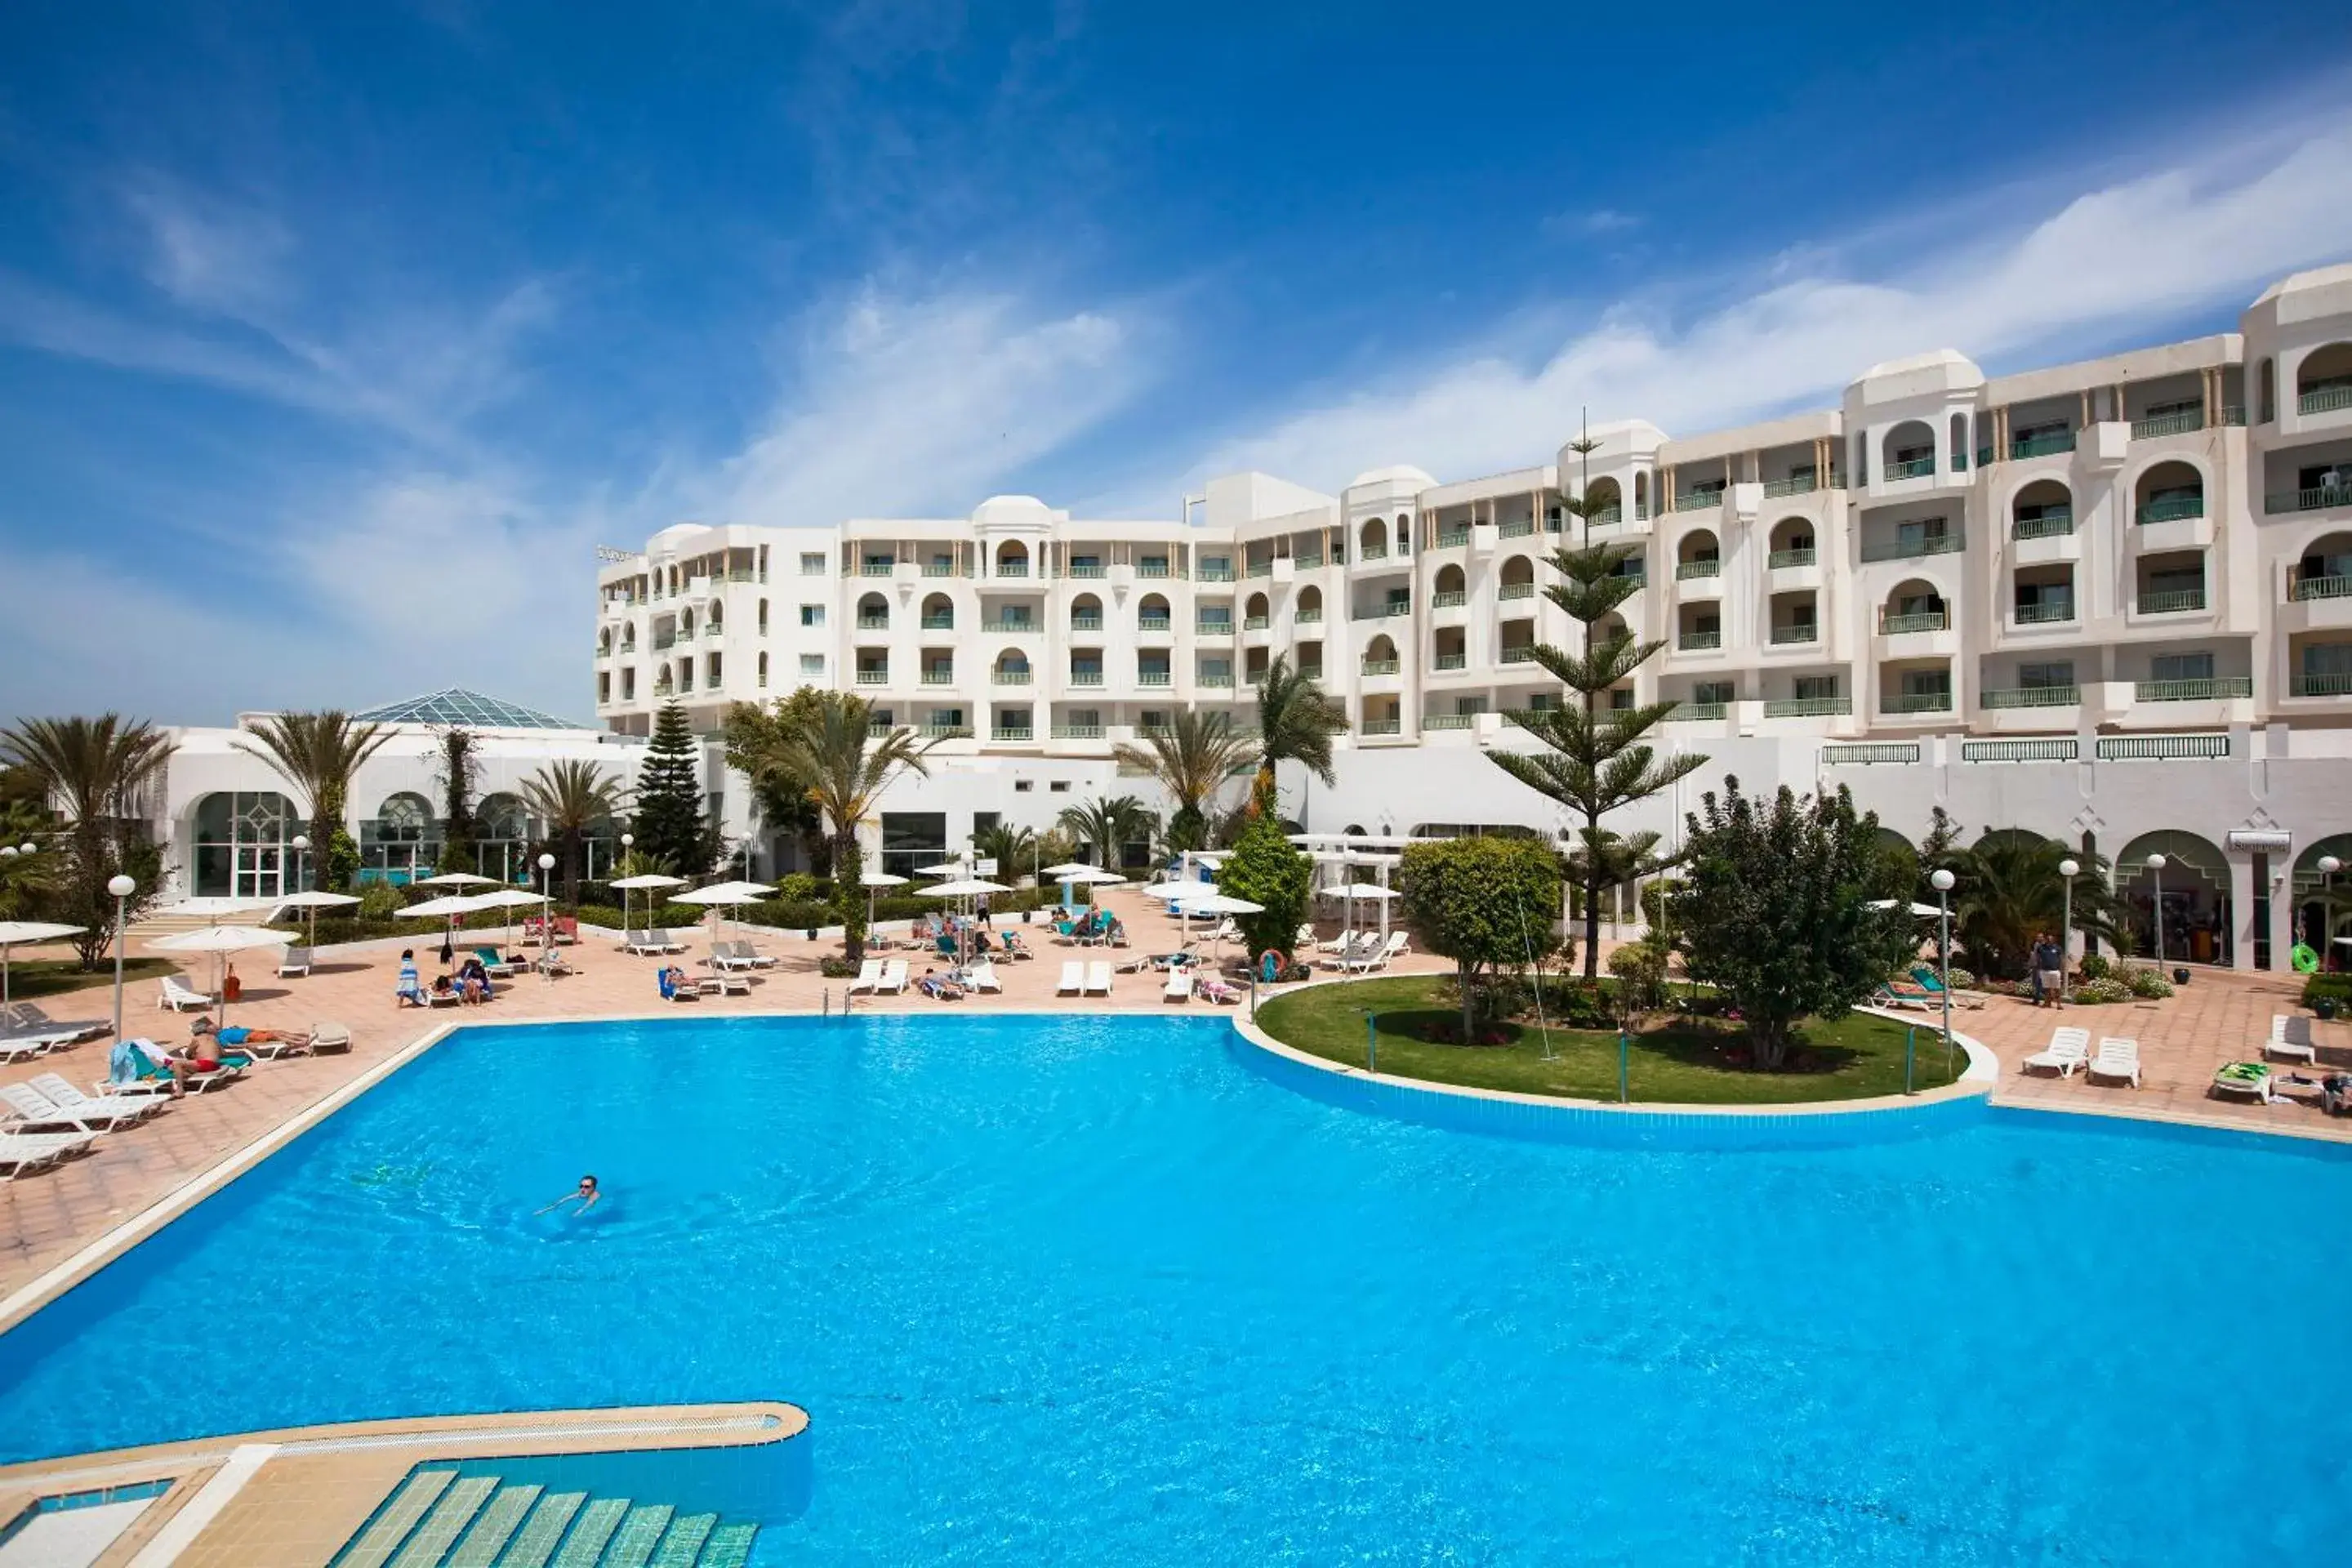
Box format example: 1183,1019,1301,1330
1949,829,2123,979
1057,794,1156,871
1111,712,1258,853
1252,656,1348,813
971,821,1039,887
0,715,176,966
236,710,392,889
517,760,630,906
751,691,934,962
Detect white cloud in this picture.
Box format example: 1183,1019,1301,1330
1174,114,2352,493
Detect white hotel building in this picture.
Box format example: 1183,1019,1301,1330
589,263,2352,971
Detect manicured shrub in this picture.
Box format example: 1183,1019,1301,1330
2073,976,2131,1004
2074,952,2112,982
2126,967,2174,1000
2301,973,2352,1010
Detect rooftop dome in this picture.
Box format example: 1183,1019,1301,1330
352,688,592,732
971,494,1055,528
647,521,712,551
1858,347,1980,381
1345,465,1438,492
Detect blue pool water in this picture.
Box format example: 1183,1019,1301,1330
2,1014,2348,1563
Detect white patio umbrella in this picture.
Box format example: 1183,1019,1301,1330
1174,890,1263,960
675,884,770,963
399,893,492,965
915,861,966,878
1039,862,1105,878
147,924,294,1024
1335,881,1400,950
920,879,1013,964
859,871,910,938
1866,898,1946,917
610,872,688,937
271,889,361,951
0,921,85,1022
469,888,546,948
416,871,498,889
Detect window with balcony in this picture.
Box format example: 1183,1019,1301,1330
1067,553,1103,578
2010,420,2075,460
993,706,1035,741
1984,661,2078,708
2297,342,2352,414
2136,460,2205,524
1886,668,1952,714
1139,555,1171,578
2014,572,2075,624
1771,596,1818,644
1070,593,1104,631
1067,654,1104,686
855,656,889,686
1138,657,1172,687
1678,612,1722,652
925,552,958,577
2011,479,2074,539
2139,562,2206,615
1197,555,1235,582
1767,519,1815,568
920,594,955,630
2296,642,2352,696
1881,584,1947,635
2295,538,2352,601
1196,607,1234,632
987,607,1036,632
2132,397,2204,439
995,653,1031,686
862,552,897,576
1676,532,1722,578
1200,658,1235,688
1138,593,1173,633
994,543,1030,578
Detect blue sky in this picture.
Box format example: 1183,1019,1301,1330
2,1,2350,724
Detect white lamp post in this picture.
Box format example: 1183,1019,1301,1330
620,832,635,934
2145,853,2168,966
537,852,557,957
2321,854,2344,962
107,873,136,1043
291,833,310,894
1930,868,1956,1045
2056,858,2079,1004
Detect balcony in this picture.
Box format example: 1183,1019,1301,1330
856,616,889,630
1138,562,1174,579
1672,701,1729,722
920,724,973,740
982,618,1039,634
1498,582,1536,601
1359,543,1390,562
1982,685,2079,708
1361,658,1401,676
1672,489,1724,513
1431,590,1467,608
1878,611,1949,635
1768,547,1818,569
920,670,956,687
1770,625,1820,645
920,615,955,630
1860,535,1962,564
1243,615,1270,630
859,563,897,577
2014,601,2076,625
2136,677,2251,702
1423,714,1474,730
994,563,1031,580
2136,495,2204,525
1360,719,1402,736
1295,552,1325,570
1499,518,1535,539
2010,431,2076,460
1196,618,1235,635
1067,670,1105,687
1296,664,1323,681
2292,573,2352,602
1885,456,1936,481
1197,564,1236,583
1591,505,1624,526
1433,653,1467,670
1353,603,1413,621
923,562,961,578
2301,385,2352,416
2265,486,2352,515
1763,697,1851,718
1499,646,1539,665
2136,588,2207,615
1138,615,1172,633
2291,672,2352,696
2012,512,2074,541
1676,559,1722,580
854,670,889,687
1762,474,1818,498
1881,692,1953,714
1070,613,1103,631
653,635,679,651
2132,410,2204,439
993,670,1033,686
1138,670,1173,688
1052,724,1104,740
1063,564,1107,580
1435,526,1471,549
1244,561,1273,579
992,725,1035,742
1199,673,1236,688
1295,608,1323,624
1677,631,1722,651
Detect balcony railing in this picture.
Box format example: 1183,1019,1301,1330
1433,653,1467,670
2136,588,2207,615
2136,677,2251,702
1423,714,1475,730
1763,697,1851,718
1297,665,1323,681
2132,409,2204,439
1677,631,1722,651
855,670,889,686
993,670,1032,685
653,635,679,651
1067,670,1105,687
2136,495,2204,524
2291,572,2352,601
1063,564,1106,579
920,724,973,739
994,563,1030,579
1498,581,1535,600
1360,719,1402,736
1673,489,1725,513
1138,616,1172,632
1499,646,1538,664
2223,404,2247,425
1431,590,1467,608
1360,659,1400,675
2012,512,2074,540
2301,385,2352,415
1197,564,1236,583
2265,486,2352,514
2010,430,2076,460
1138,562,1173,579
854,617,889,632
1762,474,1817,498
1590,505,1624,526
1884,456,1936,481
1294,608,1323,624
1070,614,1102,631
1881,692,1953,714
1051,724,1104,740
1199,673,1236,688
1352,602,1413,620
992,726,1035,742
1770,624,1820,645
921,670,956,686
1195,618,1234,635
1359,544,1389,562
982,619,1039,634
860,563,897,577
1768,547,1818,569
2291,672,2352,697
1295,553,1325,570
920,615,955,630
1878,611,1949,635
2014,600,2075,624
1982,685,2080,708
923,562,961,577
1860,534,1962,563
1672,701,1728,722
1676,558,1722,580
1244,561,1272,578
1499,519,1535,539
1435,527,1471,549
1138,670,1172,687
1243,615,1269,630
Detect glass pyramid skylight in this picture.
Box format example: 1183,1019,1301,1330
351,688,591,730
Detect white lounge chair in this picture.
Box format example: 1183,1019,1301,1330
0,1130,96,1179
876,960,911,995
1,1080,149,1134
423,984,463,1008
2265,1014,2319,1066
622,929,669,956
1163,969,1193,1004
2086,1037,2141,1088
5,1004,107,1045
664,974,705,1000
311,1022,352,1054
1056,960,1084,996
705,971,752,996
1344,931,1408,973
159,975,214,1012
277,947,313,978
1084,960,1112,996
0,1035,54,1064
2022,1027,2091,1078
965,960,1002,994
1317,928,1356,955
2210,1061,2274,1102
846,959,884,994
29,1073,168,1124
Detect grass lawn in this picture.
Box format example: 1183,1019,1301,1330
4,956,176,1003
1254,974,1963,1105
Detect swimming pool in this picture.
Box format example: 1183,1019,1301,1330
2,1013,2346,1563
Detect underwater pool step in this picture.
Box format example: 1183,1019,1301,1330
647,1512,715,1568
693,1522,759,1568
389,1475,498,1568
597,1503,675,1568
445,1483,541,1567
339,1468,457,1568
548,1496,630,1567
491,1490,585,1568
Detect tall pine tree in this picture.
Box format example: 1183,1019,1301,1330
633,702,716,876
1486,428,1706,979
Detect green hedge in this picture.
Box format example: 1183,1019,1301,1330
2303,973,2352,1010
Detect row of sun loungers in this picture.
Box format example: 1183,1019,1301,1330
622,929,687,956
2021,1026,2141,1086
1,1003,109,1062
1055,961,1115,996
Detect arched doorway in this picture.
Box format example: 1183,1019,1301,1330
477,791,535,884
190,791,301,899
2114,830,2232,964
363,791,440,886
2293,834,2352,968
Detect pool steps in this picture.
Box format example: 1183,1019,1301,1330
336,1470,755,1568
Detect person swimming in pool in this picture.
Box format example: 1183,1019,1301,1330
537,1174,600,1215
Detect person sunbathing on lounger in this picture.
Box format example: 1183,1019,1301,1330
192,1018,305,1053
537,1174,600,1215
918,967,964,1000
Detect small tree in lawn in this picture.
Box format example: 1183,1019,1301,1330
1669,777,1916,1070
634,701,718,877
1215,777,1311,966
1486,432,1704,978
1399,836,1566,1044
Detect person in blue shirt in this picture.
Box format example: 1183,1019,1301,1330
394,949,425,1005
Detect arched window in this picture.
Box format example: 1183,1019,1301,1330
1882,577,1948,631
1138,593,1173,631
1633,470,1650,520
858,593,889,630
1394,514,1411,554
1882,419,1937,479
921,593,955,630
1296,586,1323,621
190,790,301,898
362,791,440,886
1364,634,1399,670
2134,460,2205,525
994,541,1030,577
757,598,768,635
1245,592,1271,622
1499,556,1535,597
707,601,723,629
1359,518,1388,559
758,650,769,688
1768,518,1815,564
1677,529,1720,568
1071,592,1103,630
2296,342,2352,411
2011,479,2073,537
2260,358,2276,424
476,792,534,884
1433,564,1467,602
1949,412,1970,467
1585,477,1623,526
